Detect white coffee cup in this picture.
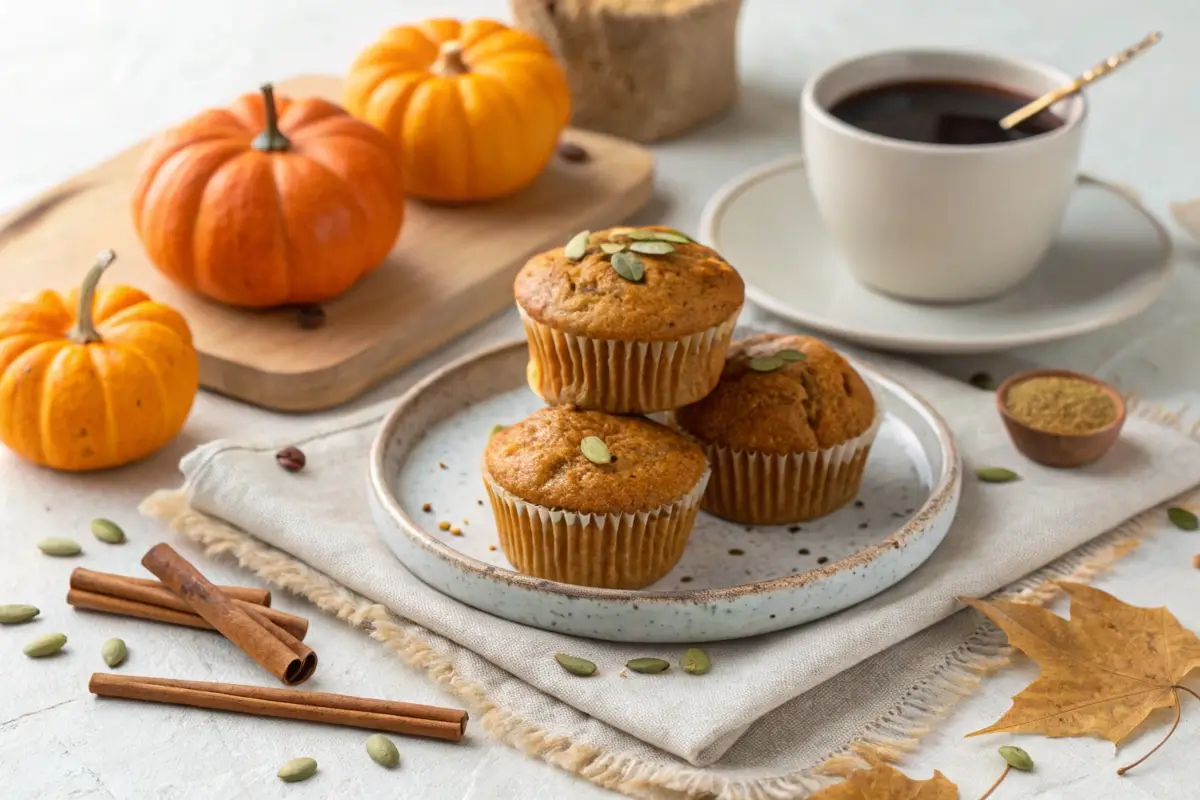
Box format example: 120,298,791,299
800,48,1086,303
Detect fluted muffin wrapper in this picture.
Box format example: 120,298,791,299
482,465,710,590
683,402,883,526
519,305,741,414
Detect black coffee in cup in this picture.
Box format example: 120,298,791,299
828,80,1063,145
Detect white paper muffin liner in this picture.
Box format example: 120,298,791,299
518,305,740,414
482,464,711,589
681,402,883,526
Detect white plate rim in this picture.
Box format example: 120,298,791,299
698,156,1176,354
368,337,962,607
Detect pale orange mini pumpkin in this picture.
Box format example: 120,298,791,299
131,84,406,309
0,250,199,472
344,18,571,202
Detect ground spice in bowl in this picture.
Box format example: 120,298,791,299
1003,375,1118,435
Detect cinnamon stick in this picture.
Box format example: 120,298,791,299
89,674,467,742
101,572,272,606
141,544,316,685
68,568,307,640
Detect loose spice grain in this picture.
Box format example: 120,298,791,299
422,503,432,513
438,521,451,531
449,527,462,536
1004,376,1118,435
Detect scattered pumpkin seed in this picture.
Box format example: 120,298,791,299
488,424,507,439
564,230,590,260
610,251,645,282
650,230,691,243
365,734,400,768
998,745,1034,771
277,757,318,783
23,632,67,658
749,356,785,372
777,349,807,362
975,467,1020,483
600,242,627,254
555,652,597,676
1168,506,1199,531
580,436,613,465
0,604,39,625
626,657,671,674
101,637,127,668
37,537,81,557
629,241,675,255
681,647,711,675
626,230,663,240
91,518,126,545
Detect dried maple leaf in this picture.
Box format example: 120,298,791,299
810,764,958,799
963,582,1200,774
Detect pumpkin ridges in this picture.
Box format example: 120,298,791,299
67,286,153,328
416,18,464,46
100,328,195,448
226,90,295,135
400,81,475,201
131,111,248,224
462,27,555,61
135,139,248,291
473,55,572,127
187,152,292,307
0,333,59,377
468,65,560,187
458,18,514,50
100,303,195,348
456,76,525,199
275,96,348,132
378,25,441,63
0,294,72,336
0,340,70,465
269,156,377,301
84,345,157,468
361,74,429,144
292,136,404,247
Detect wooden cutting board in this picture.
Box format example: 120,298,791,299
0,75,654,412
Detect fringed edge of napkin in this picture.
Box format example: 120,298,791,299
139,400,1200,800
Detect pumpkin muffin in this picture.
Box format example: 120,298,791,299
483,405,710,589
673,333,880,525
515,225,744,414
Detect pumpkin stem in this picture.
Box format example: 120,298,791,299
431,41,469,77
251,83,291,152
69,249,117,345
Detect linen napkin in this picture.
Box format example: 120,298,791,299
153,345,1200,778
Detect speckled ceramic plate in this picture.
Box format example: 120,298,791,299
368,338,961,643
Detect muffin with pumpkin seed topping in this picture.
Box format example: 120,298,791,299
673,333,880,524
483,405,709,589
515,225,743,414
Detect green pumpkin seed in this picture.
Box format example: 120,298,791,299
998,745,1034,771
629,241,675,255
37,537,81,557
777,349,807,362
975,467,1020,483
555,652,597,676
1168,506,1199,531
91,518,126,545
23,632,67,658
564,230,590,260
277,757,318,783
681,647,711,675
580,436,612,465
600,242,627,254
0,604,39,625
749,356,785,372
626,657,671,674
365,734,400,768
101,638,127,668
610,251,645,282
649,230,691,243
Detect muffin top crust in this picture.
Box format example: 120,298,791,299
674,333,876,454
514,226,744,341
485,405,708,515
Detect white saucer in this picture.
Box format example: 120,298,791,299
699,156,1174,354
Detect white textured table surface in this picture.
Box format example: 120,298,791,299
3,1,1200,798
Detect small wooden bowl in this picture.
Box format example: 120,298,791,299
996,369,1127,468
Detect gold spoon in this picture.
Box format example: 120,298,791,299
1000,32,1163,130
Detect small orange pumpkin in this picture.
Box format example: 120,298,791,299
344,18,571,203
131,84,406,309
0,250,199,472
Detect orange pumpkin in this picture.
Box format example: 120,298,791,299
344,18,571,203
131,84,406,309
0,250,199,472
